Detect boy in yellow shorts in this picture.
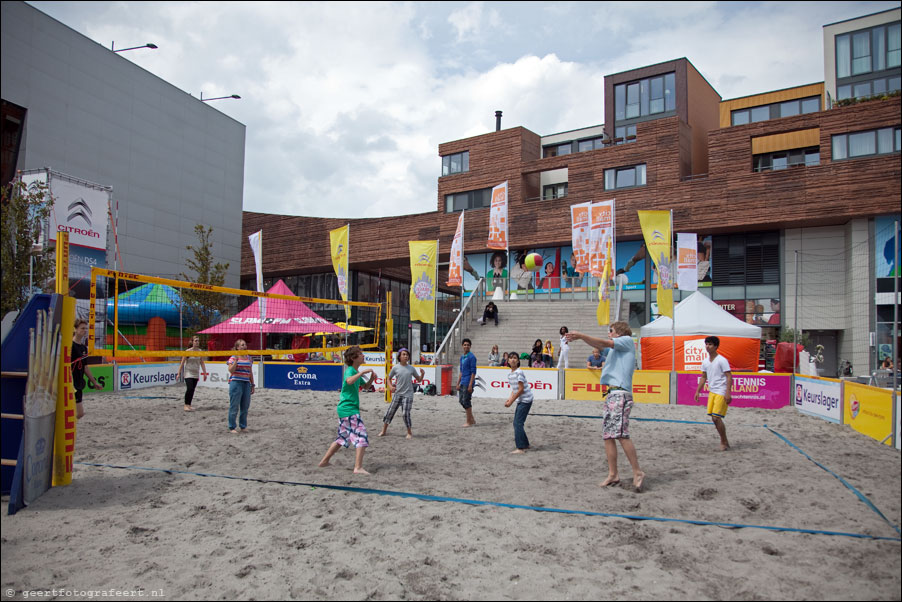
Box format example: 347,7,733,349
694,336,732,451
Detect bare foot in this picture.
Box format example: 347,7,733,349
378,430,388,437
462,422,474,427
633,472,646,492
353,468,371,475
599,475,620,487
719,443,731,451
318,460,331,468
510,449,526,454
184,405,194,411
229,429,238,434
406,433,413,439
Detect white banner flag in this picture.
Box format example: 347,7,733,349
677,232,698,291
570,202,592,273
248,230,265,319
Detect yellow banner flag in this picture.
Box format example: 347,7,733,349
596,256,612,326
638,210,673,319
329,225,350,319
409,241,437,324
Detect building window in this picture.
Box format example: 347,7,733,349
604,164,646,190
836,21,901,78
542,183,568,200
753,147,819,172
577,137,604,152
832,127,901,160
441,151,469,176
543,142,573,158
836,75,902,100
730,96,821,126
614,73,675,122
614,124,636,144
444,187,492,212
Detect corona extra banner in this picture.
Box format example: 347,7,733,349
843,381,894,446
570,202,591,273
329,225,350,319
264,363,344,391
487,181,508,250
677,372,791,409
473,367,558,399
793,375,842,423
589,201,614,277
564,369,670,403
448,211,464,286
677,232,698,291
409,241,437,324
639,210,673,319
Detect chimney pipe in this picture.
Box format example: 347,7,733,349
495,110,502,132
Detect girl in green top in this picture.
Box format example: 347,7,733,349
318,346,375,475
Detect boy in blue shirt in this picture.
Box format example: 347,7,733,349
457,338,477,427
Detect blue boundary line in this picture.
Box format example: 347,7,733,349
765,426,901,536
75,461,901,543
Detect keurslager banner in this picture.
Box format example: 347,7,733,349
447,211,464,286
589,201,614,277
409,241,437,324
487,181,508,250
329,225,350,319
677,232,698,292
638,210,672,319
570,202,591,273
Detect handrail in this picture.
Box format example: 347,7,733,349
432,277,485,365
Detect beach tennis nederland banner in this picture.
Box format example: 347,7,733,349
487,181,508,250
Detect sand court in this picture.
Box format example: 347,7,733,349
2,386,900,600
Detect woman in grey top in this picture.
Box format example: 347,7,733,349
488,345,501,366
176,336,207,411
379,348,425,439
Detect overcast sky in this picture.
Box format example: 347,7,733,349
28,1,900,219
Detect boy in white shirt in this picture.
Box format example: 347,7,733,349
694,336,732,451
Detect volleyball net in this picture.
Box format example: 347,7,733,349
87,267,382,359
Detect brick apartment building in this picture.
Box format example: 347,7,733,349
243,8,901,375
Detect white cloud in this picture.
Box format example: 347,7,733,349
26,0,902,219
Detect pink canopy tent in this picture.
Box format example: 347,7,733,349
200,280,347,351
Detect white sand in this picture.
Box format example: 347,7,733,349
2,386,900,600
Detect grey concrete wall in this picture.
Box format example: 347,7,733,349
1,1,245,286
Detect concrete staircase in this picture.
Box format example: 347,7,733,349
437,296,630,387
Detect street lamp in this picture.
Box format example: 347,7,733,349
200,93,242,102
112,42,158,52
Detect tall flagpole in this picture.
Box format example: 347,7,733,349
670,210,675,374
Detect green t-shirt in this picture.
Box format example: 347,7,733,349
337,365,364,418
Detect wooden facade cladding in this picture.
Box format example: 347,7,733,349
242,98,900,281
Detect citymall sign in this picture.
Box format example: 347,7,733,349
473,367,558,400
794,375,842,423
564,369,669,403
116,363,180,391
843,381,895,446
264,363,343,391
196,362,262,389
677,372,791,409
361,364,437,391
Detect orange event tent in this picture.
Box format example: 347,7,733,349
640,292,762,371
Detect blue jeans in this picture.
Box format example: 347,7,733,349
513,401,532,449
228,380,252,430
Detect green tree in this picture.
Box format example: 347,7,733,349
779,327,811,350
1,179,55,316
179,224,230,333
